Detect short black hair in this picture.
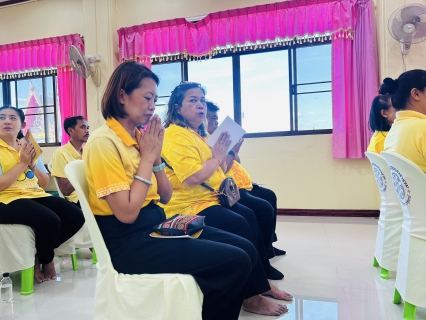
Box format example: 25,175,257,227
206,101,220,113
368,95,392,132
64,116,86,136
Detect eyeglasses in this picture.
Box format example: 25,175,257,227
171,81,202,94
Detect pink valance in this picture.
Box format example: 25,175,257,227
0,34,84,75
118,0,356,62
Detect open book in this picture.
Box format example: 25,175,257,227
24,129,43,163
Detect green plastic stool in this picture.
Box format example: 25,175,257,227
20,266,34,295
380,267,389,279
393,288,417,320
71,253,78,271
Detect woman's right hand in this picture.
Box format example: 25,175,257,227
139,115,165,163
211,132,231,162
19,142,36,166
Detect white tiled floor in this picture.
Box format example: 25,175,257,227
2,216,426,319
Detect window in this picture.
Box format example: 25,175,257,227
152,41,332,137
0,72,61,146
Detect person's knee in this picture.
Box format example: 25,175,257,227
231,247,253,280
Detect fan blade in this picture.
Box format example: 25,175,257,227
401,5,426,22
414,21,426,42
391,19,412,42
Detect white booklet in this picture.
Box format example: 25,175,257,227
207,116,246,153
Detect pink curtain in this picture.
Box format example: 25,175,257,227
118,0,356,62
332,0,378,158
0,34,87,145
118,0,378,159
57,67,87,145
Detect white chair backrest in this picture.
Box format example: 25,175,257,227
381,151,426,240
365,152,401,209
47,162,65,199
65,160,111,270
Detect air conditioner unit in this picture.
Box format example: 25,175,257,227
0,0,37,9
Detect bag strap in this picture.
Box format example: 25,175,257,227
162,158,216,192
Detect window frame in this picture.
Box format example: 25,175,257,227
0,72,61,146
152,40,333,138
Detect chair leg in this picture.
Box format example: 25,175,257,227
92,248,98,264
380,267,389,279
373,256,379,267
403,301,417,320
393,288,402,304
21,266,34,296
71,253,78,270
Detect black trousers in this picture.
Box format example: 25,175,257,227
95,203,255,320
199,203,273,298
250,185,278,242
0,196,85,264
239,187,276,258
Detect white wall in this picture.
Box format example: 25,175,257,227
4,0,422,209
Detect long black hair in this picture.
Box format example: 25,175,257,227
379,70,426,110
0,106,25,138
368,95,392,132
164,82,208,137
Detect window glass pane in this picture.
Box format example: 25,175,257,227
10,81,16,107
240,51,290,133
0,83,3,106
296,44,331,84
152,62,181,97
45,76,54,105
297,92,332,130
297,82,331,94
152,62,182,123
17,79,44,109
188,57,234,122
25,114,46,144
55,76,62,143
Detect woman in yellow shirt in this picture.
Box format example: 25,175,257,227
162,82,292,317
382,70,426,173
0,106,84,283
83,61,265,320
367,94,396,153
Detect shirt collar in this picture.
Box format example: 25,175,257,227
106,118,141,149
67,141,83,157
0,138,18,152
396,110,426,120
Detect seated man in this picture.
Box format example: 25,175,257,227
51,116,89,207
206,101,285,258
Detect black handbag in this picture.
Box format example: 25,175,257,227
163,159,240,208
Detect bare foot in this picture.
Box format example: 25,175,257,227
34,256,45,283
42,260,57,281
262,281,293,301
243,295,288,316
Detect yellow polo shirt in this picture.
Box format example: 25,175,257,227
367,131,388,153
226,160,253,190
83,118,160,216
384,110,426,173
160,124,224,218
0,138,50,204
51,141,82,203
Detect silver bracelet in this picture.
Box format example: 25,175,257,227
134,175,153,186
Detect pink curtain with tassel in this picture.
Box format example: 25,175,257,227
332,0,379,158
0,34,87,145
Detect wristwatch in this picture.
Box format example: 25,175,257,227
228,150,236,157
152,162,166,172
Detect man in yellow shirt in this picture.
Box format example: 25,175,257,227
51,116,89,206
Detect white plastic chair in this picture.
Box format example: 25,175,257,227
64,160,203,320
48,162,97,268
365,152,403,279
381,151,426,320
